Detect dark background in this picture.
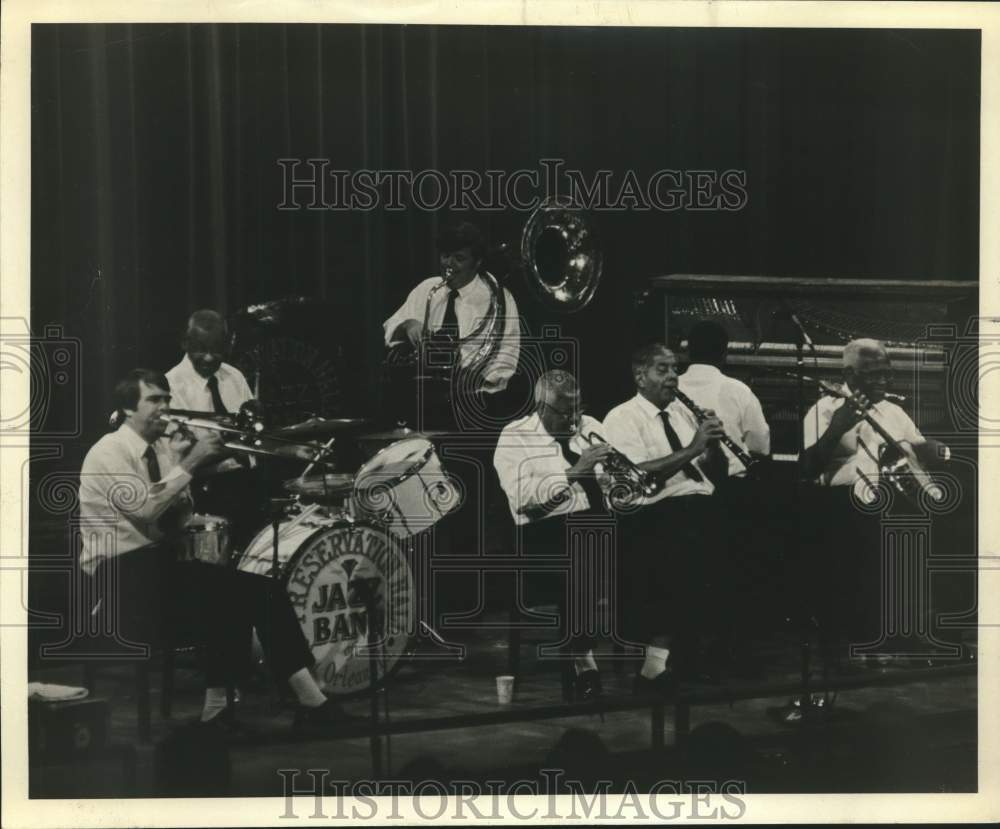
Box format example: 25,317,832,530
30,24,980,461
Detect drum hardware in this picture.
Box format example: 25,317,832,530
353,437,460,539
179,514,232,567
282,473,356,506
273,416,368,440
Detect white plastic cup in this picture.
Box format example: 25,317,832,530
495,675,515,705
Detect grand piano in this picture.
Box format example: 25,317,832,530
639,274,978,456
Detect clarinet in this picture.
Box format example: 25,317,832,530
672,389,757,471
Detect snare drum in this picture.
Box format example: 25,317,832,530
353,437,460,539
179,514,232,566
237,504,415,696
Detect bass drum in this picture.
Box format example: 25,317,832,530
238,505,415,696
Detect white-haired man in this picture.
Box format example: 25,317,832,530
493,370,613,703
801,337,947,492
798,338,949,667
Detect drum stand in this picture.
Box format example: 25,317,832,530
351,575,388,777
265,496,300,711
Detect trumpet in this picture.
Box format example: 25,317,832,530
671,389,757,471
583,431,661,509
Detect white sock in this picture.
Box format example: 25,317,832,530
201,687,229,722
574,651,599,675
288,667,327,708
640,646,670,680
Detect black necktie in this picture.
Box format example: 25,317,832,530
143,445,161,483
438,288,459,335
206,375,227,414
659,411,704,483
556,437,606,513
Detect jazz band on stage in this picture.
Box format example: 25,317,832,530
76,217,955,738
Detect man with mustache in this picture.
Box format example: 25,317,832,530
603,343,729,694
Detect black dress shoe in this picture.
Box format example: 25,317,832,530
292,698,367,736
633,668,676,699
574,669,603,703
198,706,257,741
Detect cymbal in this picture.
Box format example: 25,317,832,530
283,473,356,503
273,416,367,439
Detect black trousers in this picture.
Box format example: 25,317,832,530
794,485,883,653
617,495,730,667
521,514,603,657
92,544,313,686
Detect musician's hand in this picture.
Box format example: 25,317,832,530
829,396,867,435
399,319,424,348
167,429,196,459
690,415,726,454
184,431,226,469
569,444,614,475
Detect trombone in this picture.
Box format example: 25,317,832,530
158,412,326,462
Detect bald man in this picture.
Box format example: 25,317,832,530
493,370,613,702
801,337,947,496
798,338,949,668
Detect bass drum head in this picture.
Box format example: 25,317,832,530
283,520,415,696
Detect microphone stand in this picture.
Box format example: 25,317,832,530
776,305,823,709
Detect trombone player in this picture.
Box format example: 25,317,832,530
493,370,614,702
383,221,521,428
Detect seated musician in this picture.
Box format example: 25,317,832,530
165,310,260,549
166,309,314,548
798,338,950,664
493,370,614,701
382,221,520,428
801,337,948,494
79,369,362,735
603,343,729,691
679,320,770,477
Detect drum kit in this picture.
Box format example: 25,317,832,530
173,409,461,696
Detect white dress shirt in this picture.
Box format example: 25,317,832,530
78,423,193,575
493,413,607,525
679,363,770,476
165,355,254,414
603,393,715,503
383,274,521,392
803,385,924,494
165,355,255,473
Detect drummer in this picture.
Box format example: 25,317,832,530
165,309,316,548
79,368,364,735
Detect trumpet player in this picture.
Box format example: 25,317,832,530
603,343,730,694
493,370,614,702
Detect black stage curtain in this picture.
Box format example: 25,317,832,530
31,24,979,456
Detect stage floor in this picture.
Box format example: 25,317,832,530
27,619,978,798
